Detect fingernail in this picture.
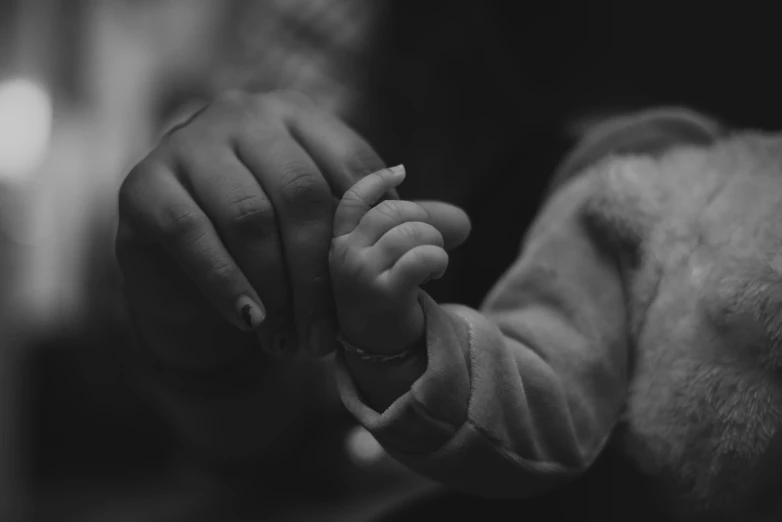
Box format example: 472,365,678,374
236,295,266,331
387,164,406,179
309,319,337,356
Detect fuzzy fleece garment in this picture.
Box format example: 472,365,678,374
336,124,782,519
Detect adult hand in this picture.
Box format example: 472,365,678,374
116,90,470,367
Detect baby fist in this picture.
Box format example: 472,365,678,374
329,166,451,353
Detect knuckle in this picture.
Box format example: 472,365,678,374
342,185,364,203
341,186,371,210
212,90,266,127
279,162,330,208
227,192,277,236
334,237,357,262
247,90,309,121
354,247,373,271
158,204,206,242
201,256,235,286
332,241,367,274
344,148,385,178
397,222,422,241
376,199,406,219
329,240,349,270
331,235,352,256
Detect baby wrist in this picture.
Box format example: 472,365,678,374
337,294,425,357
337,330,424,363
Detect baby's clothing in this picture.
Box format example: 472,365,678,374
337,115,782,516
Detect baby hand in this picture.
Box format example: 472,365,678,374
330,165,463,354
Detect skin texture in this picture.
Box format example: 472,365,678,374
116,90,472,371
330,165,471,411
331,165,470,353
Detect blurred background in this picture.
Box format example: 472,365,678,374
0,1,427,520
4,1,782,521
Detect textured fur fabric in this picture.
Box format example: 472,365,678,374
582,134,782,518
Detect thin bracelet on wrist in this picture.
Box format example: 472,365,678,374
336,331,422,363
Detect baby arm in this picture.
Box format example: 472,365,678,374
332,167,630,498
329,165,466,410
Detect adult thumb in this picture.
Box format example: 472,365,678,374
413,200,472,251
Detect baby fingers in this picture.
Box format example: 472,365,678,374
367,221,444,272
333,164,406,239
378,245,449,293
347,199,431,248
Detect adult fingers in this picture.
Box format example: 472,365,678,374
409,200,472,251
118,159,265,333
177,145,294,356
236,130,336,356
116,224,258,367
284,94,397,198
